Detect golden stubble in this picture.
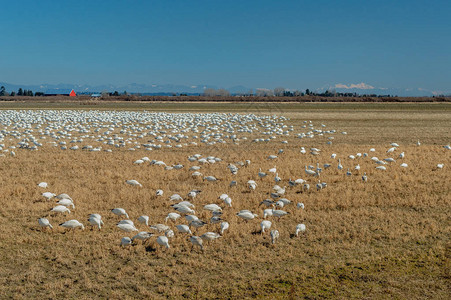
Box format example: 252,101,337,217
0,107,449,299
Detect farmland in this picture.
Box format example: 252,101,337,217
0,102,449,299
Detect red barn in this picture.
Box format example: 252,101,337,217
69,89,76,97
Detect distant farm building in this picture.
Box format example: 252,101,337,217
91,93,101,98
44,89,77,96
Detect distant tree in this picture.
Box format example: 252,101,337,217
255,89,274,97
112,91,119,96
203,88,217,97
123,90,127,95
293,90,303,97
247,89,254,96
27,90,33,96
34,92,44,96
10,91,16,96
0,86,5,96
305,89,310,95
274,87,286,97
203,88,231,97
217,89,230,97
18,88,23,96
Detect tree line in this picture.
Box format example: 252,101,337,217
202,87,393,98
0,85,396,98
0,86,45,97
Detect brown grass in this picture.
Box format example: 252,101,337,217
0,104,449,299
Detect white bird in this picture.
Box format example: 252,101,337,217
331,153,337,159
185,215,199,223
165,212,181,223
89,213,102,220
230,180,237,187
444,145,451,150
176,224,192,234
38,218,53,229
138,215,149,226
400,163,408,168
169,194,183,201
223,197,232,207
305,165,317,176
126,179,142,187
88,216,103,229
437,163,444,169
260,220,272,234
111,208,129,218
189,219,207,229
417,140,421,146
272,209,289,219
376,166,387,170
38,182,48,188
268,166,277,173
346,168,352,176
117,223,138,232
132,232,153,241
60,219,84,230
399,152,405,159
263,208,273,219
156,189,164,196
200,232,221,241
204,204,222,212
247,180,257,190
391,143,399,147
203,176,217,182
387,147,396,153
297,202,305,209
270,230,280,244
218,194,229,201
42,192,56,200
188,189,201,199
295,178,305,185
121,237,132,246
362,172,368,182
258,168,267,179
354,164,360,171
56,193,72,200
338,159,343,170
220,221,229,235
175,205,195,214
296,224,306,236
274,173,281,183
150,224,170,232
57,199,75,209
278,198,291,206
237,211,258,221
156,236,170,249
51,205,70,214
189,236,204,251
118,220,134,226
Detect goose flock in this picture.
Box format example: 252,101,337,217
0,109,446,251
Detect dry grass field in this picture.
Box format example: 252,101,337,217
0,102,449,299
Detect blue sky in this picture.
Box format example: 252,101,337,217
1,0,450,93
